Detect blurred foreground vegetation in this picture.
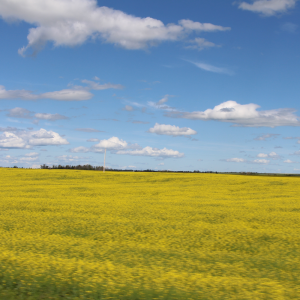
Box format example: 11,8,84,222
0,168,299,299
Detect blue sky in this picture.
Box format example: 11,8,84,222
0,0,300,172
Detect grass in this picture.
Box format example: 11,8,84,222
0,168,299,299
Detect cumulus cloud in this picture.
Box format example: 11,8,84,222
257,151,280,159
226,158,246,162
0,85,92,101
185,60,234,75
148,123,197,136
166,100,300,127
69,136,184,158
0,128,69,148
185,38,219,50
237,0,297,16
92,136,128,151
0,0,230,55
116,146,184,158
254,133,280,141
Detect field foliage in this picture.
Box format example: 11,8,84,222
0,169,299,299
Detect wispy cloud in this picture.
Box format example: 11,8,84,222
185,60,234,75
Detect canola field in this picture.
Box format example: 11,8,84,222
0,168,299,300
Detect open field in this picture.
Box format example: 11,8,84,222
0,168,299,300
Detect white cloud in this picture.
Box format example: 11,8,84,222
7,107,32,118
0,0,230,55
253,159,270,164
0,128,69,148
35,113,68,121
92,136,128,151
56,155,89,162
185,38,219,50
81,80,124,90
284,159,298,163
69,146,90,153
7,107,68,121
167,100,300,127
41,88,92,101
178,19,230,31
254,133,280,141
148,95,176,111
117,146,184,158
0,85,92,101
257,153,268,157
186,60,234,75
87,138,99,142
69,136,184,158
238,0,297,16
123,105,134,111
25,152,39,157
0,132,27,148
226,158,246,162
148,123,197,136
257,152,280,159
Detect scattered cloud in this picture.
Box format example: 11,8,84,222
6,107,68,121
166,100,300,127
75,128,103,132
257,151,280,159
69,146,90,153
0,128,69,148
82,80,124,90
148,95,176,111
284,159,298,163
226,158,246,162
69,136,184,158
116,147,184,158
56,155,90,162
185,38,219,50
237,0,297,16
253,159,270,164
20,152,39,162
35,113,68,121
0,0,230,55
281,22,298,33
0,85,93,101
87,138,100,142
148,123,197,136
254,133,280,141
291,150,300,155
122,105,134,111
7,107,32,118
185,60,234,75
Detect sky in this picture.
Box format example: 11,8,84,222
0,0,300,172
